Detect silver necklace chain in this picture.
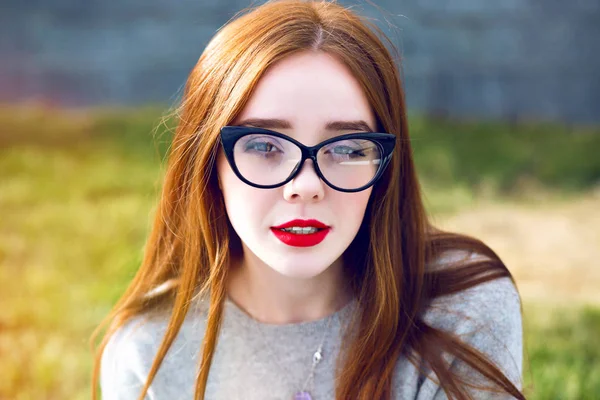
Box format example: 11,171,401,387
226,295,357,399
253,311,335,397
241,306,337,399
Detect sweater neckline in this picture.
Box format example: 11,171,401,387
223,294,358,335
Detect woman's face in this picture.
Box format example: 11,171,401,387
217,50,376,279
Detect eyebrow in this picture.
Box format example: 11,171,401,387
236,118,375,132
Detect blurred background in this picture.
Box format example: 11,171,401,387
1,0,599,399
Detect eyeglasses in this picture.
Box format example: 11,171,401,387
219,126,396,192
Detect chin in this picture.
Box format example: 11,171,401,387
267,258,334,280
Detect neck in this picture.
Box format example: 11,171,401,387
226,252,353,325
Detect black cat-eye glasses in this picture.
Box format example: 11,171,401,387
219,126,396,193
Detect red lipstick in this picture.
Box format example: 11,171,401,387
270,219,331,247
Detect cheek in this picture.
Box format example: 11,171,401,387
333,189,372,225
217,155,274,230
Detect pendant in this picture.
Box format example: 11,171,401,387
313,349,322,364
293,391,312,400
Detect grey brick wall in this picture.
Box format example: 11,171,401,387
2,0,599,123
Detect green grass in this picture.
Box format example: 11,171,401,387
0,106,598,399
523,305,600,399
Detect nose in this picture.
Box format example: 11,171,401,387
283,159,325,202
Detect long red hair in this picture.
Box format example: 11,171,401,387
91,1,524,399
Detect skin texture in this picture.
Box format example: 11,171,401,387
217,50,376,324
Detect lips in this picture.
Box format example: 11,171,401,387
270,219,331,247
271,219,329,229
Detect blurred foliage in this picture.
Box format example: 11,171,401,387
408,114,600,194
0,105,598,399
523,305,600,399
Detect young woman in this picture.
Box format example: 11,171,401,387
92,1,524,399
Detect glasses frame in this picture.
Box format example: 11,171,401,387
219,125,396,193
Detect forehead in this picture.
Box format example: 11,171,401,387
232,51,377,136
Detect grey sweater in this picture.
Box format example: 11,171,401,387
100,276,522,400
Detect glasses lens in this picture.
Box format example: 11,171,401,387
233,134,302,186
317,138,381,189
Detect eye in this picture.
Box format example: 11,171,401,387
329,145,366,157
324,140,368,158
242,135,285,154
246,141,280,152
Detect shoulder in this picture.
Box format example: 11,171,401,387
100,312,169,399
423,274,522,359
420,251,524,395
100,297,209,399
423,251,521,337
